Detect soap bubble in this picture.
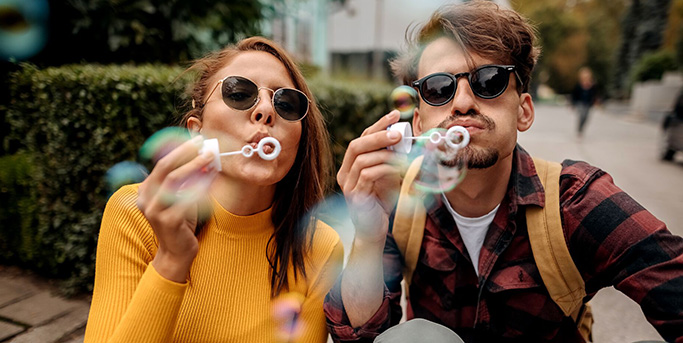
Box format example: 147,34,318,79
410,128,467,193
105,161,148,196
272,292,305,342
390,85,418,119
0,0,49,61
139,127,191,164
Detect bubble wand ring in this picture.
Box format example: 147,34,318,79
200,137,282,171
387,123,470,154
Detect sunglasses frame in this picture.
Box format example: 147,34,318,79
411,65,523,106
202,75,310,122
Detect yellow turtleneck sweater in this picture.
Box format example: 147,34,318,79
84,184,343,343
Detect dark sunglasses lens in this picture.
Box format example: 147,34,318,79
273,89,308,121
222,76,258,110
421,75,455,105
471,66,509,98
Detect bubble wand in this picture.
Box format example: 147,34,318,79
199,137,281,171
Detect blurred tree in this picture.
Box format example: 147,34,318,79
512,0,627,96
613,0,673,97
30,0,264,65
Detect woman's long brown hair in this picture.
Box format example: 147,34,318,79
179,37,332,296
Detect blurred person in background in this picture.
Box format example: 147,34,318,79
571,67,598,138
324,1,683,342
84,36,342,343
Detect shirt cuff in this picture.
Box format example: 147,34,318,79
324,273,393,341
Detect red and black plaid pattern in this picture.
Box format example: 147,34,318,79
325,145,683,343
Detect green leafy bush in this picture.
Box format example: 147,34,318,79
0,153,38,264
5,64,187,294
630,50,679,84
4,64,394,294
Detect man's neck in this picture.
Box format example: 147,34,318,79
444,154,513,218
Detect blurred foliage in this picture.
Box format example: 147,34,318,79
512,0,627,96
4,64,187,294
2,64,392,293
30,0,263,65
0,153,38,265
613,0,673,97
630,50,678,83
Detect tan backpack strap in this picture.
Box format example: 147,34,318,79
393,155,427,299
526,157,586,317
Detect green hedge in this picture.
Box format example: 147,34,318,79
3,64,393,294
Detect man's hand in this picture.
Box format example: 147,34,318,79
337,110,406,243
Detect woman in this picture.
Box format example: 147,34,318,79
84,37,343,343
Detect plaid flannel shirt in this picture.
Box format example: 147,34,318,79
324,145,683,343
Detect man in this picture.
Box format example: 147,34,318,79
324,1,683,342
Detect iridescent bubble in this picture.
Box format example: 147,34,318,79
272,292,305,342
391,85,418,119
139,127,191,164
0,0,49,61
410,128,467,193
105,161,148,196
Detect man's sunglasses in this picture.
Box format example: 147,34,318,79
203,75,310,122
411,65,523,106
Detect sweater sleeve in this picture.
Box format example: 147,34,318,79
296,221,344,343
84,184,188,343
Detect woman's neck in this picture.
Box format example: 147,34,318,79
210,176,276,216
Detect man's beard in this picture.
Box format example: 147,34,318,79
436,111,499,169
439,145,499,169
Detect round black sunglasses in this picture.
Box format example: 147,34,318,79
411,65,523,106
202,75,310,122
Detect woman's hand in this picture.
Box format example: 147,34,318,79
337,110,406,244
137,135,218,283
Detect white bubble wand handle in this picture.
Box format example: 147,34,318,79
387,122,470,154
199,137,281,171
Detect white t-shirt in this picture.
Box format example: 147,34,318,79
442,193,500,276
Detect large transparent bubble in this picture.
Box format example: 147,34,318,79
404,127,469,193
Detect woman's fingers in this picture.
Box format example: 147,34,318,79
145,135,205,189
146,150,216,213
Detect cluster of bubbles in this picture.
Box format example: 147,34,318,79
0,0,49,61
388,85,469,193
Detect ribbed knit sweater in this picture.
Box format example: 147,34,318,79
84,184,343,343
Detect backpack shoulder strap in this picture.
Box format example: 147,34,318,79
526,157,586,317
393,155,427,299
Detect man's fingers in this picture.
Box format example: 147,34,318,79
343,150,404,193
361,110,401,137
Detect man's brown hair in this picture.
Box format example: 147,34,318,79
391,1,540,93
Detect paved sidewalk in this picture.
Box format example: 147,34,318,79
0,266,89,343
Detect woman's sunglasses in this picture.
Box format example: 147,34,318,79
411,65,523,106
202,75,310,122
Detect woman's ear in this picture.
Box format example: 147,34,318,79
187,116,202,135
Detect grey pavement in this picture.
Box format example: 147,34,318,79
0,268,88,343
520,102,682,343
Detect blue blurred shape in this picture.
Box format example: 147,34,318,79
105,161,149,196
0,0,49,61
